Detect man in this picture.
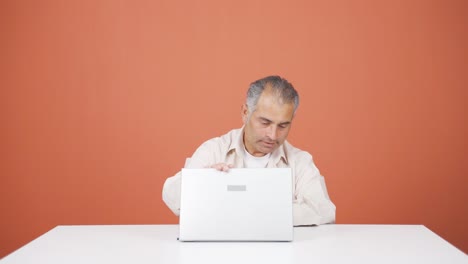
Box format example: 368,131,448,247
162,75,336,226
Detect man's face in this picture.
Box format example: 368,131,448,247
242,89,295,157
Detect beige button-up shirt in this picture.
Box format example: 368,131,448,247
162,127,336,226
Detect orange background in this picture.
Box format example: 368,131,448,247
1,0,467,257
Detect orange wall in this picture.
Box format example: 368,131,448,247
1,0,467,257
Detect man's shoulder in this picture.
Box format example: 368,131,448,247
199,128,241,149
189,128,241,165
283,140,313,162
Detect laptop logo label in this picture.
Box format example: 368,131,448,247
227,185,247,191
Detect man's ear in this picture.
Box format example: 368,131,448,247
241,104,249,123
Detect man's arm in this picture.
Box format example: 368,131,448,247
292,152,336,226
162,140,228,216
162,170,183,216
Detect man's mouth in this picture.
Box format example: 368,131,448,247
262,141,276,147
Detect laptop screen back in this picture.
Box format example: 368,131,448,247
179,168,293,241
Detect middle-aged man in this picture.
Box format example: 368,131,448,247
162,75,336,226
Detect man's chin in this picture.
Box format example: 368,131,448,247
260,145,277,154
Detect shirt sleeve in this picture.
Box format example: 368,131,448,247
162,139,220,216
292,152,336,226
162,171,182,216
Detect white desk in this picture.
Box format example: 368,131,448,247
1,225,466,264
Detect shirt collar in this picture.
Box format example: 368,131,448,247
228,126,289,165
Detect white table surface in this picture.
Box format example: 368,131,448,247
1,224,466,264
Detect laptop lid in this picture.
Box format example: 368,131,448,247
179,168,293,241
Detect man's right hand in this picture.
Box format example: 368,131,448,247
208,163,233,172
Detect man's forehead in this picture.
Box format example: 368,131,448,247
254,111,293,122
253,100,294,123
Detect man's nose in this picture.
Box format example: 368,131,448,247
267,125,278,140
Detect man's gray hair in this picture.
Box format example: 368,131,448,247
246,75,299,115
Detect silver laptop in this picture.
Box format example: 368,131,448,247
179,168,293,242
